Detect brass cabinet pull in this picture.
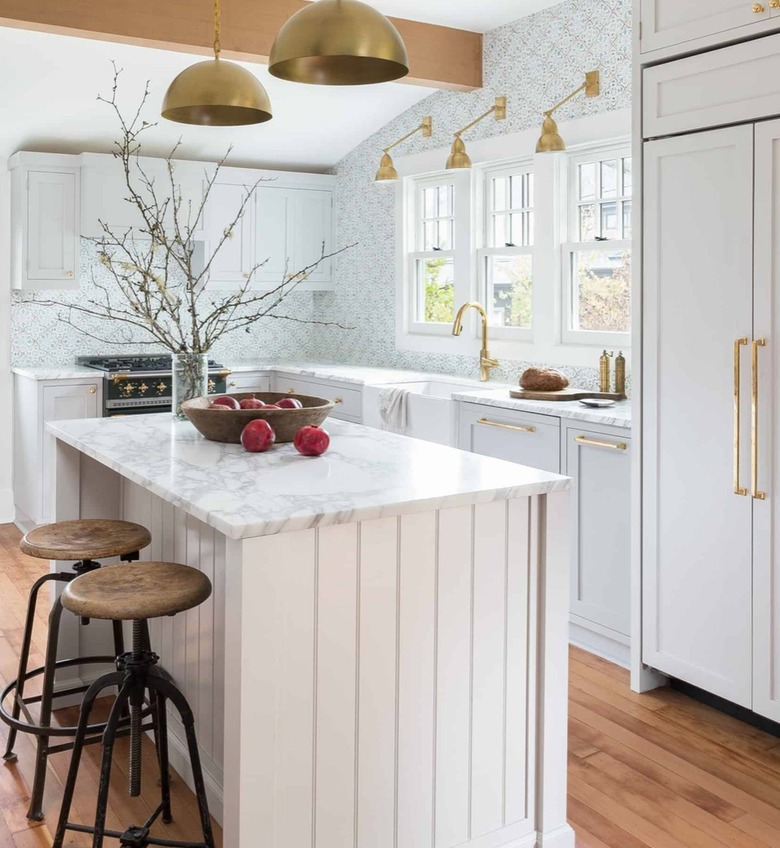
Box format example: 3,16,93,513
574,435,627,451
477,418,536,434
287,388,296,394
88,386,97,394
734,337,749,496
229,381,237,388
752,338,767,500
753,3,767,12
333,397,343,404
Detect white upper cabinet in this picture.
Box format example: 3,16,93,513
10,153,80,290
640,0,780,56
254,186,292,285
292,189,334,289
203,180,255,286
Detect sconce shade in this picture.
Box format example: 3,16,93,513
446,136,472,170
535,114,566,153
162,59,273,126
375,151,399,182
269,0,409,86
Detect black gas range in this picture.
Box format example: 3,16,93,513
77,354,230,416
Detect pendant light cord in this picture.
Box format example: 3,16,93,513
213,0,221,59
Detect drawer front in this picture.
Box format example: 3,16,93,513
644,33,780,138
273,373,362,421
226,373,271,394
458,404,561,474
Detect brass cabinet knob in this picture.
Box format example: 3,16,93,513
243,272,251,279
771,0,779,8
753,3,767,12
333,397,343,404
287,388,296,394
66,271,74,278
88,386,96,394
229,381,237,388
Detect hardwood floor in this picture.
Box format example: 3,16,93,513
2,523,780,847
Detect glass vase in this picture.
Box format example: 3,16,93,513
172,352,209,420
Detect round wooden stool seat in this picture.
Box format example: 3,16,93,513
62,562,212,622
20,519,151,562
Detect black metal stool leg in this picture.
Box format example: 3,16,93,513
27,590,68,821
153,690,173,824
52,670,126,848
3,572,66,763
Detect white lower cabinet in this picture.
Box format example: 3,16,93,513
14,375,101,528
225,371,272,395
272,373,362,423
566,425,631,644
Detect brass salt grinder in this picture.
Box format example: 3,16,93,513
614,351,626,396
599,350,613,393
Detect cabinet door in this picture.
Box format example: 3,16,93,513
640,0,773,54
458,405,560,473
41,383,99,523
643,127,754,706
26,170,79,286
273,373,362,422
226,373,272,394
203,181,254,286
566,427,631,637
254,187,293,285
753,120,780,721
292,189,333,286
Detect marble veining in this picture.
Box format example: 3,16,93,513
48,414,570,541
454,390,632,429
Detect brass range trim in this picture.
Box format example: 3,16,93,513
734,337,749,497
574,435,627,452
752,338,767,501
477,418,536,434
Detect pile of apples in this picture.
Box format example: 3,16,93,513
209,395,330,457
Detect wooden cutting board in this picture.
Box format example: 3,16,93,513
509,387,626,402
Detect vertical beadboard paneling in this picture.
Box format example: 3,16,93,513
197,522,216,755
504,499,531,827
397,511,437,848
185,514,202,721
470,502,508,838
159,498,176,681
356,517,399,848
212,526,227,769
315,523,359,848
172,506,188,688
434,506,474,848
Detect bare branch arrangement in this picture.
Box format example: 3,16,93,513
36,66,353,354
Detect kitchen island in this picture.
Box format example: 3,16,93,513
47,413,573,848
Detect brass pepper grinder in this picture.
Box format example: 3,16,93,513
599,350,613,394
614,351,626,397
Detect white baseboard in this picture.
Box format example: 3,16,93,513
0,488,15,524
569,622,630,668
536,824,576,847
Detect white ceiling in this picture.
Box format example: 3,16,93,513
374,0,563,32
0,27,435,171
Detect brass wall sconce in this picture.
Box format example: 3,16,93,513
375,116,433,182
162,0,273,126
446,96,507,170
536,71,600,153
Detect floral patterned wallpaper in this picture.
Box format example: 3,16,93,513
11,0,632,389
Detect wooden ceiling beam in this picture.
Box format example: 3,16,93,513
0,0,483,91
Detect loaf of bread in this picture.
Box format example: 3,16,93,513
519,367,570,392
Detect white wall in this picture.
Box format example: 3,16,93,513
1,160,13,521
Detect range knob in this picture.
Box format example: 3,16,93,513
156,382,167,394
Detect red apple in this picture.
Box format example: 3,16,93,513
209,402,232,410
241,419,276,452
275,397,304,410
239,396,265,410
294,425,330,457
212,395,240,410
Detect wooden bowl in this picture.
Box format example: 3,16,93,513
182,393,335,444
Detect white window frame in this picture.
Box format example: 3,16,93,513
477,160,535,343
561,141,632,347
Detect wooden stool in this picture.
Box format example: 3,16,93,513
0,519,151,821
52,562,215,848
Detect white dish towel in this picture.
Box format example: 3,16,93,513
378,387,410,434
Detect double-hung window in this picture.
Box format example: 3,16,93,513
478,164,534,339
562,146,632,345
406,172,471,335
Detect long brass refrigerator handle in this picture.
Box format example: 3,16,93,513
752,338,767,501
734,338,748,496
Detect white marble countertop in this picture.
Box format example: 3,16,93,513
48,414,570,541
12,365,100,380
453,390,632,429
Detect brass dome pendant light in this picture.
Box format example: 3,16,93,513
268,0,409,86
162,0,273,126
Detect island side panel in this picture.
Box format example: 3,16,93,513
230,497,561,848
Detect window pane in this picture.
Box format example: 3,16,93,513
423,221,437,251
492,213,508,247
510,212,532,247
622,201,632,238
571,249,631,333
416,257,455,323
622,157,632,196
579,163,596,202
510,174,527,210
601,159,618,199
600,201,619,239
438,185,452,217
579,205,596,241
423,187,436,218
527,173,534,208
493,177,508,212
486,255,533,329
437,219,453,250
